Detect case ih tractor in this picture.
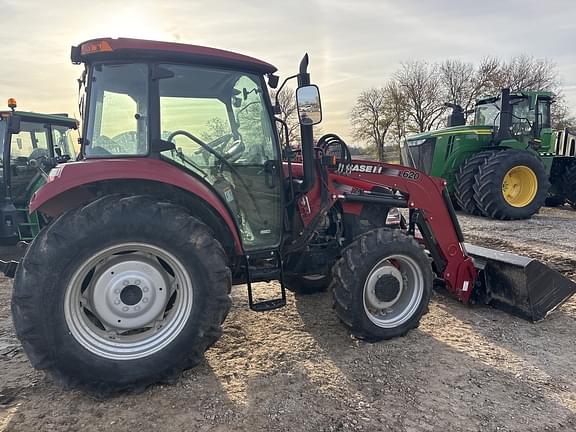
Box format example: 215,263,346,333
6,38,575,395
0,101,78,243
401,89,576,220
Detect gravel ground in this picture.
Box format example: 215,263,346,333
1,206,575,432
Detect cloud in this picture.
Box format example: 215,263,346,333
0,0,575,142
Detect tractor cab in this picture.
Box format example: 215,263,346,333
73,41,295,252
474,90,555,151
0,100,78,243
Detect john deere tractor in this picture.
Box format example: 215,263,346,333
0,99,79,243
401,89,576,220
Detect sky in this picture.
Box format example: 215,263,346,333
1,0,575,144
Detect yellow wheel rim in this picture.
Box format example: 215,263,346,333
502,165,538,207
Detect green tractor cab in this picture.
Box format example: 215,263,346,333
0,100,79,243
401,89,576,220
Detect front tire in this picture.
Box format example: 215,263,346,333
473,150,549,220
11,195,232,395
331,229,432,341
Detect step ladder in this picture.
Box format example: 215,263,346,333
244,249,286,312
16,208,41,241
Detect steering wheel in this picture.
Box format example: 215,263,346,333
166,130,261,215
167,130,247,163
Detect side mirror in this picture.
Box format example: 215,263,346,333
8,115,21,134
296,85,322,126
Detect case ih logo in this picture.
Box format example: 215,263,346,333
336,163,384,175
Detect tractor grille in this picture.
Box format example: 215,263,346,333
400,138,436,174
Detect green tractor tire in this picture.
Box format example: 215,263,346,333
453,150,496,215
544,193,566,207
473,150,549,220
563,162,576,209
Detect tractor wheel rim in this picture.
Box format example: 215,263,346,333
502,165,538,207
363,254,424,328
64,242,193,360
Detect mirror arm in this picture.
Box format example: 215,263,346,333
274,74,298,114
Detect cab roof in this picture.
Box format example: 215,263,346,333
0,110,78,128
476,90,555,105
71,37,277,74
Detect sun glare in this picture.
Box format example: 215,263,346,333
92,7,172,41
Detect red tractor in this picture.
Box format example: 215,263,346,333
8,38,575,395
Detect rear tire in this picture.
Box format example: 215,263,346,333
11,195,232,395
544,193,566,207
331,229,432,341
453,151,495,215
473,150,549,220
563,162,576,209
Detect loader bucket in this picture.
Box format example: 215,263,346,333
464,243,576,322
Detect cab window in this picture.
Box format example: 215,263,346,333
85,63,149,157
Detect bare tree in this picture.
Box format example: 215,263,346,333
383,81,409,146
270,87,299,147
350,87,392,161
487,55,559,93
350,55,573,146
395,61,446,132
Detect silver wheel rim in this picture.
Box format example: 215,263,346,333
362,254,424,328
64,242,193,360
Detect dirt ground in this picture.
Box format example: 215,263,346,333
1,206,575,432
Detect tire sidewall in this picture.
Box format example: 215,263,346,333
337,230,433,340
479,150,549,219
15,196,230,390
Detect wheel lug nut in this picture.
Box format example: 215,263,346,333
114,299,120,305
142,298,149,303
122,306,129,312
135,280,141,285
134,306,141,311
143,287,149,292
114,288,120,294
123,281,130,286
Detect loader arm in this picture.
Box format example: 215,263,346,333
326,161,478,302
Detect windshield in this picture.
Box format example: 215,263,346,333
85,63,149,157
158,64,277,171
53,125,79,159
510,98,533,135
157,63,281,249
474,102,500,126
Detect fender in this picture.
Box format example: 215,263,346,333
30,158,244,253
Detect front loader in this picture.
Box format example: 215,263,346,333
5,38,575,395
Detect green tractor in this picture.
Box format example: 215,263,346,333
400,89,576,220
0,99,79,244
